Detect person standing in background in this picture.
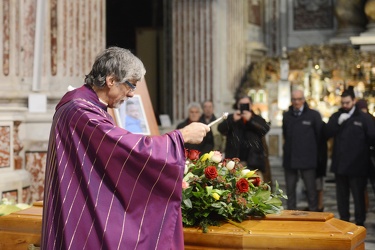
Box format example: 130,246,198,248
218,94,270,179
282,89,324,212
177,102,214,154
200,100,216,125
316,122,328,212
326,88,375,226
199,100,225,152
355,99,375,211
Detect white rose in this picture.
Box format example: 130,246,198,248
241,169,250,176
184,161,189,174
241,169,257,178
226,160,235,170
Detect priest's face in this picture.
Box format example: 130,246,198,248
108,80,138,108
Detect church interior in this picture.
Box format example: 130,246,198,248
1,0,375,249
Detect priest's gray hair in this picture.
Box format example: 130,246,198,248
85,46,146,88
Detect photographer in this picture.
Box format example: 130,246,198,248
218,94,270,179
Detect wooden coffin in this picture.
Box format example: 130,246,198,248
0,201,42,250
184,210,366,250
0,202,366,250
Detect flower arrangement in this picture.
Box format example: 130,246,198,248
182,149,287,233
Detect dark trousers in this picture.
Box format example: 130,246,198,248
284,168,318,211
335,173,367,226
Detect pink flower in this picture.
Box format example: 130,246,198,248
210,151,222,163
182,180,190,189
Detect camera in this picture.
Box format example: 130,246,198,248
239,103,250,114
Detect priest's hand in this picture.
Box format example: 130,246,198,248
179,122,210,144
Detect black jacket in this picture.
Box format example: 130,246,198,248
218,111,270,172
176,118,214,154
325,107,375,176
282,103,324,170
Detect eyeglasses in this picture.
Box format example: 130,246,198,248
291,98,304,102
124,80,136,92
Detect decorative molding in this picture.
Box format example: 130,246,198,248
0,0,105,94
0,122,13,171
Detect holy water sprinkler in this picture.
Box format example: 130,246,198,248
208,112,229,127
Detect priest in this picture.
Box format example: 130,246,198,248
41,46,209,250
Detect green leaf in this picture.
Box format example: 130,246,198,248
254,190,270,201
206,186,213,195
265,197,282,206
211,202,223,208
183,198,192,208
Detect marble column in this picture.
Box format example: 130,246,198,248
0,0,105,100
364,0,375,33
0,0,105,204
13,121,23,170
331,0,367,43
350,0,375,51
171,0,247,121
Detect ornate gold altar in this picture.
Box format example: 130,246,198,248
241,44,375,127
0,202,366,250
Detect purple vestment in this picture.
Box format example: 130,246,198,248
41,85,185,250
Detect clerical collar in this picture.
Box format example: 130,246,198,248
99,98,108,106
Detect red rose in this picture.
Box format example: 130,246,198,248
204,166,218,179
251,177,261,187
187,149,200,161
236,178,249,193
184,148,189,159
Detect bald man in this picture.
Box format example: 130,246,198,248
282,89,324,212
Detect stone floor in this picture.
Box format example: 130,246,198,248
269,157,375,250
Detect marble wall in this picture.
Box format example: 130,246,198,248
0,0,105,95
0,0,105,204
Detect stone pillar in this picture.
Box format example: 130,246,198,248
0,0,105,101
0,114,31,204
350,0,375,51
13,121,23,170
171,0,247,121
0,0,105,204
331,0,367,44
364,0,375,34
0,0,106,144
